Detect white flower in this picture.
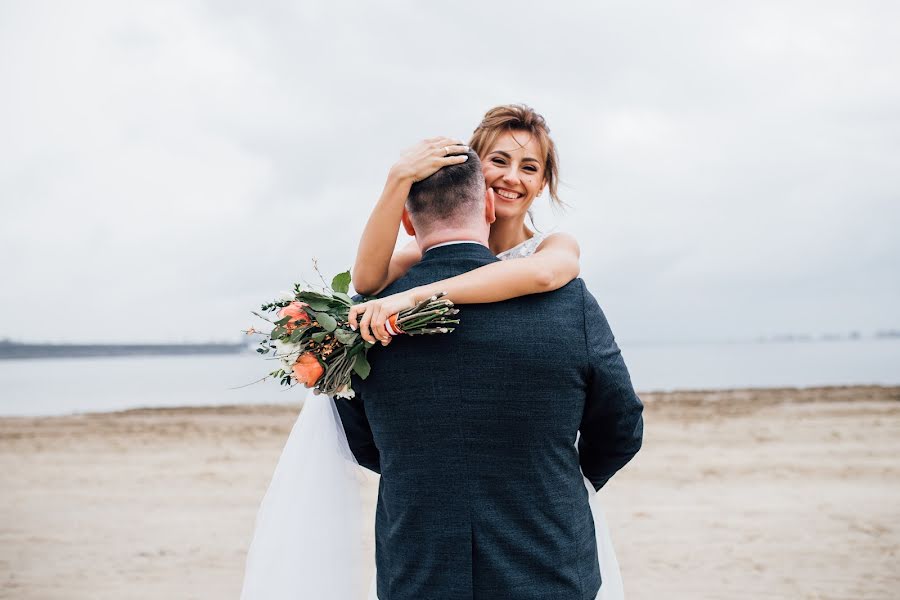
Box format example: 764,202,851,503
273,340,300,356
334,385,356,400
273,340,302,368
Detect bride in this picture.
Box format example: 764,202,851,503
240,104,625,600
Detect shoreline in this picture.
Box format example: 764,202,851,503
1,384,896,420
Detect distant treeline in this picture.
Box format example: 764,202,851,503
0,340,247,360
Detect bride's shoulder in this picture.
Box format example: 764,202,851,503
534,231,580,255
497,230,579,261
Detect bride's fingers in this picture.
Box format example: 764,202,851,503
358,307,375,344
419,136,459,151
432,142,467,152
422,143,469,174
430,141,466,154
368,305,383,342
347,304,365,331
424,138,464,153
371,307,389,345
439,154,469,167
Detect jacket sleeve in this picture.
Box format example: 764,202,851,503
578,281,644,491
333,381,381,474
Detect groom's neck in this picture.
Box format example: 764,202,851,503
416,226,490,254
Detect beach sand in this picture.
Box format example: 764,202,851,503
1,386,898,599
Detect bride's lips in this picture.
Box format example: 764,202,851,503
493,187,525,201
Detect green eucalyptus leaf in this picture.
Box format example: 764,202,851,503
332,292,353,306
352,352,371,379
334,329,359,345
313,311,338,332
310,332,328,342
270,326,287,338
274,315,291,326
297,290,332,301
331,270,351,294
304,299,332,312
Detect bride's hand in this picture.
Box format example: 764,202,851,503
347,290,420,345
389,137,470,183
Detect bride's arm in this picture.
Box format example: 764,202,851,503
349,233,581,343
352,138,467,296
413,233,581,303
382,240,422,290
351,175,415,296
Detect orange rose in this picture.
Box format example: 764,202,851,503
278,301,310,332
292,353,324,387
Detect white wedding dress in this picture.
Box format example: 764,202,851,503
240,235,625,600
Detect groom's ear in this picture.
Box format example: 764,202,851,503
484,187,496,225
401,208,416,236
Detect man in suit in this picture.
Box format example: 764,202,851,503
335,150,643,600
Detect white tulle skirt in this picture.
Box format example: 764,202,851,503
240,393,624,600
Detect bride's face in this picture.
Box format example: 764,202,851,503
481,130,547,224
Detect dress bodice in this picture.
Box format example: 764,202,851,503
495,231,550,261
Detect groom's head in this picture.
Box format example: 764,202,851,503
401,149,496,250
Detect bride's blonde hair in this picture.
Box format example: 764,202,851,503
469,104,562,208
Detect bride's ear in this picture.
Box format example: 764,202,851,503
484,187,496,225
401,208,416,236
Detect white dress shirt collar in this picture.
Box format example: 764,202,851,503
422,240,486,253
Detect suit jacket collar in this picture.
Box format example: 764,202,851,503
419,241,497,263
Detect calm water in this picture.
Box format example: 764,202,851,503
1,339,898,416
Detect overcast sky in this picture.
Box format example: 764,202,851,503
1,1,898,344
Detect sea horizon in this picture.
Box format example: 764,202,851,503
2,328,899,359
2,337,899,417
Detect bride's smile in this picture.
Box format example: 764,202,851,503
494,187,524,200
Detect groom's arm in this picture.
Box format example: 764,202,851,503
578,281,644,491
333,382,381,474
332,294,382,474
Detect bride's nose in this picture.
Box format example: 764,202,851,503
502,169,520,186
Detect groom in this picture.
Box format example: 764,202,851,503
335,150,644,600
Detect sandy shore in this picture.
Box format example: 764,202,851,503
1,386,898,599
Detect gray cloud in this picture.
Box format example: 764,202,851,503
1,0,897,343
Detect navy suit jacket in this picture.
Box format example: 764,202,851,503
335,243,643,600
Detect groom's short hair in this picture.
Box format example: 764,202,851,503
406,149,484,230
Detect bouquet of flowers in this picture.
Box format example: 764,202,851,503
247,269,459,398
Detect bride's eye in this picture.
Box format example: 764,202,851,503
491,157,506,165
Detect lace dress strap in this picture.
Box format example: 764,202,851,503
495,232,550,261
